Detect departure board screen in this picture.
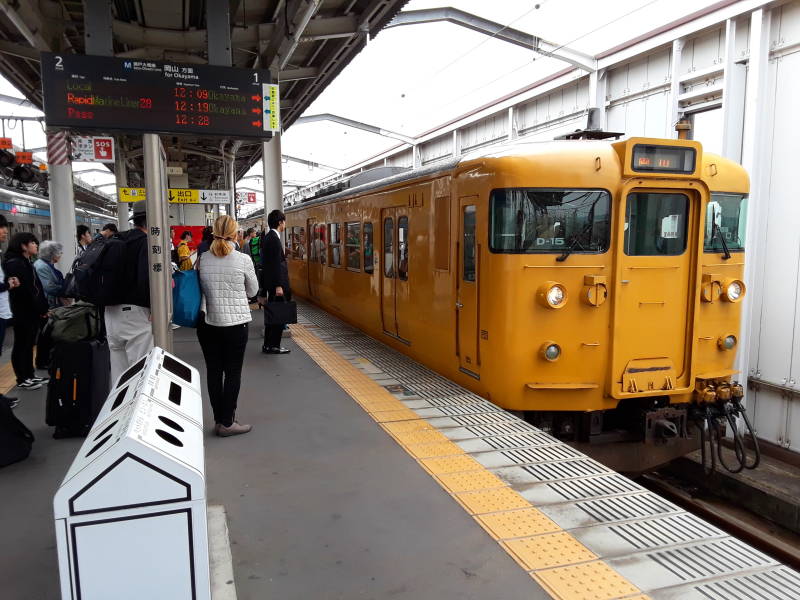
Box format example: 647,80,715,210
40,52,274,139
631,144,696,174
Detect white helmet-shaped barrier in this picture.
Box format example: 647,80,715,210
54,347,210,600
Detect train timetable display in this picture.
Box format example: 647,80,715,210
40,52,275,139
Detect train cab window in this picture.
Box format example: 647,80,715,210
624,193,689,256
463,206,476,282
328,223,342,266
345,222,361,271
490,188,610,254
398,216,409,281
383,218,394,278
364,222,374,274
704,193,747,253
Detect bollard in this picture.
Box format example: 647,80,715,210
54,347,209,600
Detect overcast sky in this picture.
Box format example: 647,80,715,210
0,0,724,212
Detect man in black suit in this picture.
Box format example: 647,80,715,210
258,209,291,354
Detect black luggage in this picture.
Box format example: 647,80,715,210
264,298,298,325
46,339,111,438
0,396,34,467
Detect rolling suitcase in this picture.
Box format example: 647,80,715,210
46,339,111,438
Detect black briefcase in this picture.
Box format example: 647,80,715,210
265,299,298,325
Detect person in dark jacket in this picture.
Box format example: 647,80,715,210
196,226,213,259
103,209,152,385
3,232,49,390
258,210,291,354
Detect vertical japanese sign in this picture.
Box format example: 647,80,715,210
263,83,280,133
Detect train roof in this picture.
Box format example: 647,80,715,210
283,138,749,212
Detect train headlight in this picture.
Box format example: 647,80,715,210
722,279,745,303
537,282,568,309
540,342,561,361
718,334,737,350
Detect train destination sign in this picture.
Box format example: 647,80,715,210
41,53,274,139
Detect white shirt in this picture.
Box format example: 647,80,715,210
0,260,11,319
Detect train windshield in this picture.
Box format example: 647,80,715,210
489,188,611,253
704,193,747,253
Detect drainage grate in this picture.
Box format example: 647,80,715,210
648,538,774,582
423,402,505,416
483,432,562,450
608,513,724,550
522,459,610,482
576,492,679,523
692,567,800,600
445,413,522,427
503,445,584,465
546,473,641,501
465,422,537,438
416,395,493,408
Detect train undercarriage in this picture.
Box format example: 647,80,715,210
524,382,760,475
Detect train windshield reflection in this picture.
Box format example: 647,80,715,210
489,188,611,254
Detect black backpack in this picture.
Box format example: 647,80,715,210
0,397,34,467
70,235,127,306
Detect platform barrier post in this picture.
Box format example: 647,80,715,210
54,347,209,600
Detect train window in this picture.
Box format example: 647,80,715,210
315,224,326,264
328,223,342,266
345,222,361,271
310,223,320,262
434,196,450,271
489,189,610,254
364,222,374,274
704,193,747,253
624,193,689,256
463,206,476,282
291,226,307,260
398,216,409,281
383,218,394,278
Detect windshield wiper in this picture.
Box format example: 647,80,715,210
710,207,731,260
556,234,583,262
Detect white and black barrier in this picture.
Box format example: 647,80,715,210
54,348,210,600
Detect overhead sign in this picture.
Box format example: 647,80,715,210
72,135,115,163
236,191,257,204
41,52,275,139
118,187,230,204
0,138,12,150
15,152,32,164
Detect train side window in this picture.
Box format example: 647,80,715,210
363,222,374,274
383,218,394,278
315,224,326,264
624,193,689,256
328,223,342,266
291,226,306,260
463,206,476,282
345,222,361,271
398,216,409,281
310,223,320,262
434,196,450,270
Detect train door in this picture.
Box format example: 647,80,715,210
611,187,698,395
307,218,323,299
380,208,409,341
456,198,479,377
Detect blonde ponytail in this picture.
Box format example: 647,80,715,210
210,215,237,257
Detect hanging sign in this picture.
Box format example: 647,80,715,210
265,84,280,132
0,137,12,150
119,187,230,204
15,152,32,164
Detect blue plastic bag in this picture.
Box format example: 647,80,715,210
172,269,201,327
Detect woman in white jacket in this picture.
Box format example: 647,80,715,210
196,215,259,437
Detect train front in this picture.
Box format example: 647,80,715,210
475,138,749,472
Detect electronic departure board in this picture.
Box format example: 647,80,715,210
40,52,275,139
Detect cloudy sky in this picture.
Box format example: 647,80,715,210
0,0,724,211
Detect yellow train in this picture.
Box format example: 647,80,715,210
285,135,751,472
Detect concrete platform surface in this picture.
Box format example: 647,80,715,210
0,316,545,600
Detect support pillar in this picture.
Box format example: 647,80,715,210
262,133,282,229
115,137,130,230
143,133,171,351
47,131,77,269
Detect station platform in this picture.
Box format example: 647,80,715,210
1,301,799,599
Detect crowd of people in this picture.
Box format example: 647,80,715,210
0,207,293,439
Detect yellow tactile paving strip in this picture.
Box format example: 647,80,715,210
292,324,650,600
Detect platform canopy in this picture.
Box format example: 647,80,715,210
0,0,408,190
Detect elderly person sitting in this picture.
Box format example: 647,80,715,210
33,240,67,370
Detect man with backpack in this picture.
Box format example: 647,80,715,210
102,207,152,385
